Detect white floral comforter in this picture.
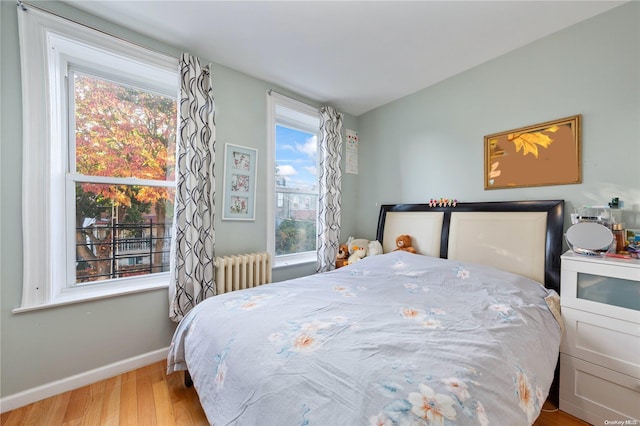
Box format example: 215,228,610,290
167,251,561,426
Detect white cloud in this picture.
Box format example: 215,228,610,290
304,166,317,176
297,136,317,157
277,164,297,176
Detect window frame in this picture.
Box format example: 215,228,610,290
16,7,178,312
266,92,320,268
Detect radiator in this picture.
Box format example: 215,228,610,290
214,252,272,294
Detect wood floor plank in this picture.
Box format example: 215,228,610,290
120,369,137,385
81,381,106,425
152,379,177,426
62,386,89,425
148,362,166,385
1,360,588,426
171,398,208,426
136,369,157,425
99,376,121,426
1,405,29,426
118,373,138,426
23,397,54,426
47,391,72,425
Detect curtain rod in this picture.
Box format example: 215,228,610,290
16,0,178,61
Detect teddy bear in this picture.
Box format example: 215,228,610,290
394,234,417,254
336,244,349,268
348,245,367,265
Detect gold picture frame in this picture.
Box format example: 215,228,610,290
484,115,581,189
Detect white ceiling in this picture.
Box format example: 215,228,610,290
63,0,626,116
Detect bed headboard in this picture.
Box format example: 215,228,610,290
376,200,564,293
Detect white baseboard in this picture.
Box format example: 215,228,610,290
0,347,169,414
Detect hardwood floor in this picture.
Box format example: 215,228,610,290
1,361,208,426
1,361,589,425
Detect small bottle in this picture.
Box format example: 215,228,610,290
612,223,625,253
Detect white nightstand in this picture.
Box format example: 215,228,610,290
559,251,640,424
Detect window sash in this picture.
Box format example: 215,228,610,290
68,68,177,180
66,174,175,287
67,63,177,287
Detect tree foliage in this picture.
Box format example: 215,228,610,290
75,73,176,202
276,219,316,255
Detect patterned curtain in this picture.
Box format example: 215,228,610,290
169,53,216,322
316,106,344,272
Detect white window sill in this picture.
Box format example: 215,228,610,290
274,252,316,269
12,274,169,314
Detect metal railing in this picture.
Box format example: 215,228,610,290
76,219,172,283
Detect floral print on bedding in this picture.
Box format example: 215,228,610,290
168,251,561,426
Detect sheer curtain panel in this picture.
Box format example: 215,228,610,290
169,53,216,322
316,106,344,272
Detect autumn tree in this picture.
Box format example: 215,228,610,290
74,72,176,281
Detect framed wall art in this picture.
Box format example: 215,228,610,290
222,143,257,220
484,115,581,190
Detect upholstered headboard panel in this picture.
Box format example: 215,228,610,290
380,211,444,257
376,200,564,292
447,211,547,284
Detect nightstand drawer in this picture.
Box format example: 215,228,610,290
561,255,640,322
561,306,640,379
560,354,640,425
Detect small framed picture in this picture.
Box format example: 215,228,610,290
222,143,257,220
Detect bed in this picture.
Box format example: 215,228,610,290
167,200,564,425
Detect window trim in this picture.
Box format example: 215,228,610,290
16,7,178,312
266,92,320,268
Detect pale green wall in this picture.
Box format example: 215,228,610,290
355,2,640,240
0,1,358,398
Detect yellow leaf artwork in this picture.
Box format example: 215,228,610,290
508,125,559,158
484,115,581,189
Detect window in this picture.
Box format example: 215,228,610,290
17,8,178,311
266,93,320,266
70,71,176,284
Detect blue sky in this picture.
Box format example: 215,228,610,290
275,124,317,191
